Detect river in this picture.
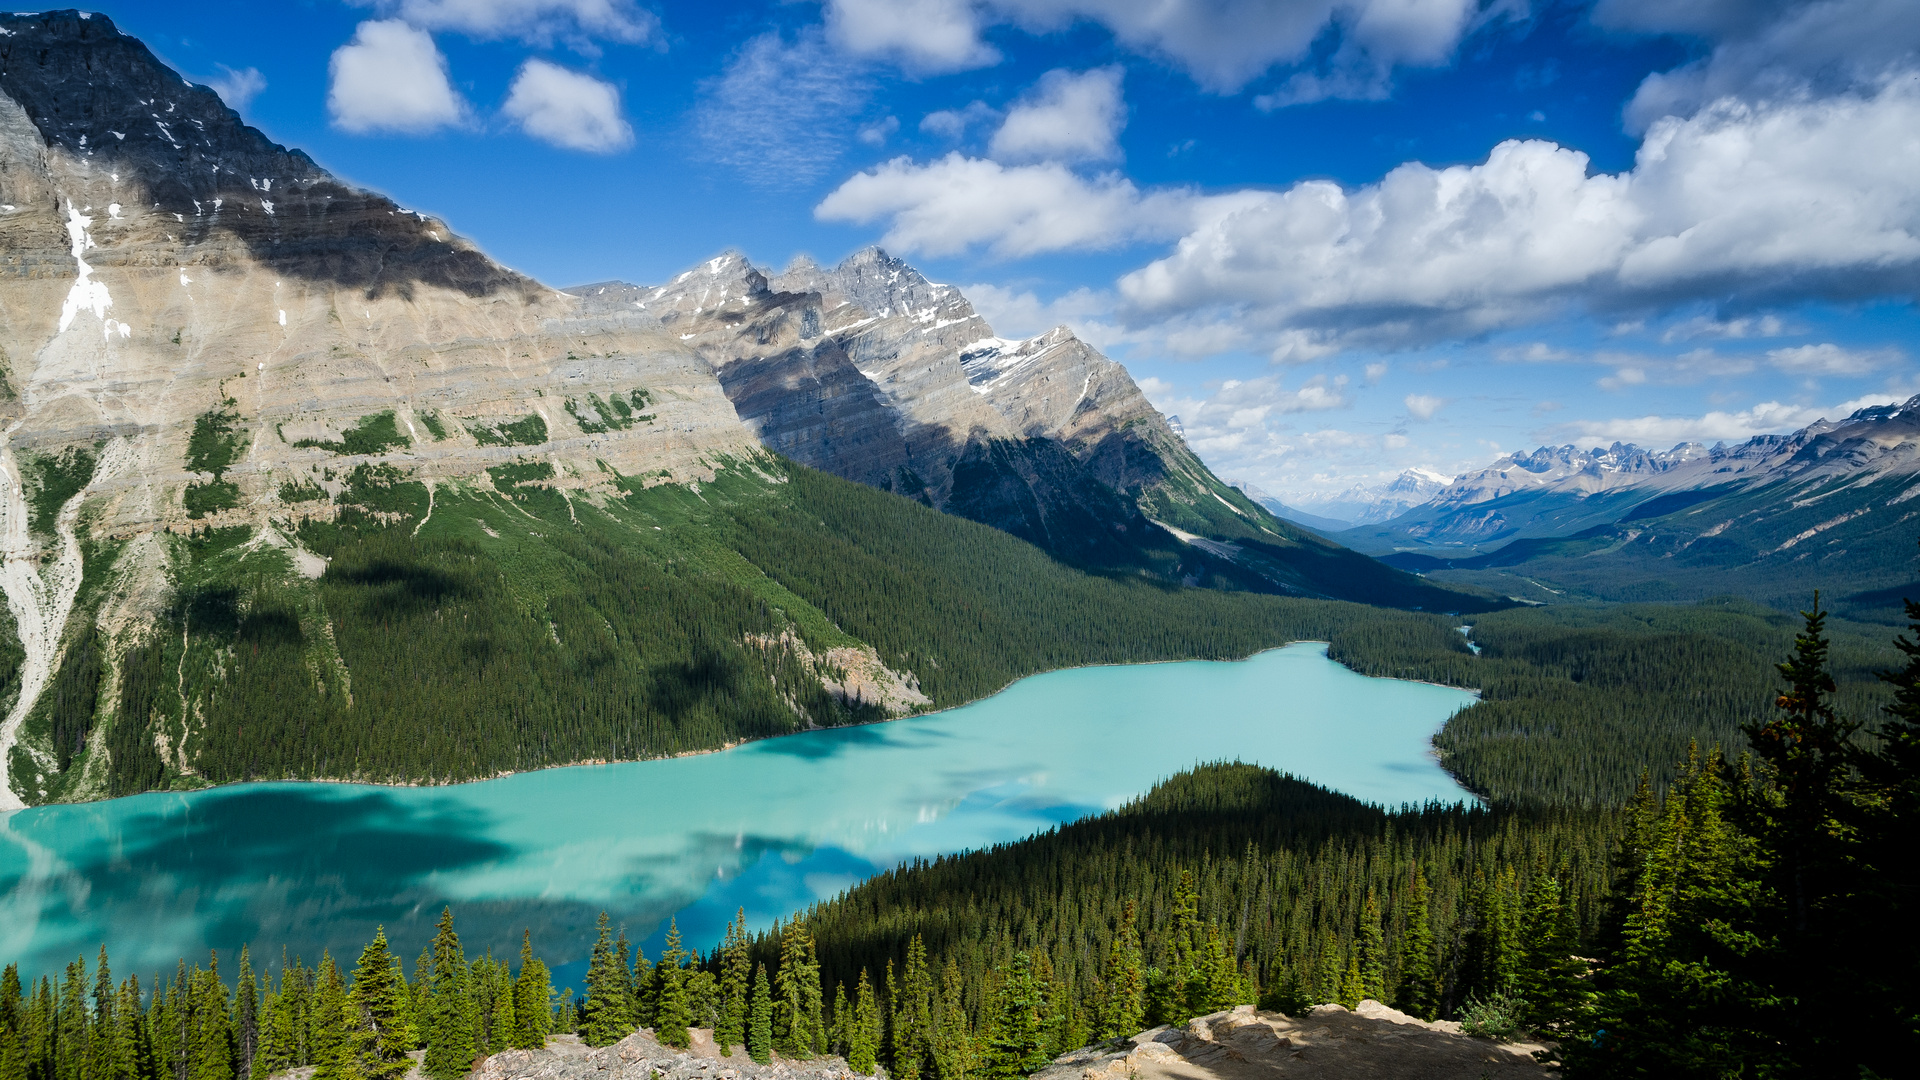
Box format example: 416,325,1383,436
0,642,1475,982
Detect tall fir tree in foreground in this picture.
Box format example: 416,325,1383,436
422,910,474,1080
845,971,879,1077
580,914,629,1049
746,966,772,1066
1097,903,1144,1039
342,929,411,1080
510,932,553,1051
715,912,750,1057
889,936,932,1080
652,920,690,1050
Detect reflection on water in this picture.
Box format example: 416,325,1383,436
0,643,1475,979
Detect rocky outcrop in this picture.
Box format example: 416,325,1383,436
475,1029,874,1080
1036,1003,1552,1080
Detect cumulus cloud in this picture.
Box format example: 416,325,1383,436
921,101,998,140
502,59,632,152
824,0,998,73
1548,399,1886,446
817,0,1507,94
328,20,468,135
696,30,874,187
961,282,1114,339
989,66,1126,162
1659,313,1787,342
1766,342,1902,375
357,0,656,45
1404,393,1446,419
815,152,1198,257
1111,79,1920,352
208,65,266,110
1151,375,1352,466
1594,0,1919,131
858,116,900,146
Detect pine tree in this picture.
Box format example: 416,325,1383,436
110,975,144,1080
340,929,410,1080
1393,865,1438,1020
827,985,849,1059
652,921,690,1049
931,960,974,1080
580,915,628,1048
1516,872,1584,1032
890,935,932,1080
982,954,1046,1080
626,942,651,1032
1314,938,1342,1007
774,920,823,1057
715,912,750,1057
1355,890,1386,1005
2,966,27,1080
746,966,772,1066
190,957,234,1080
232,949,256,1080
422,910,474,1080
510,933,553,1051
847,972,879,1076
1097,902,1145,1037
86,949,114,1080
57,957,90,1080
409,951,432,1053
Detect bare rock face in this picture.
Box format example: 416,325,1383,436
1035,1004,1554,1080
475,1029,874,1080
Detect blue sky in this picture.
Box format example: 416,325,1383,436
91,0,1920,504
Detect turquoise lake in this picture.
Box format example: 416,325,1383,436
0,643,1475,982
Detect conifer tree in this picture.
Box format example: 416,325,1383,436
931,961,974,1080
827,986,849,1059
310,954,347,1080
88,948,115,1080
510,933,553,1051
715,912,750,1057
1516,872,1584,1031
580,914,626,1049
1,966,26,1080
746,966,772,1066
652,921,690,1049
1199,925,1241,1014
57,958,89,1080
1314,938,1341,1007
627,943,651,1033
1097,904,1143,1039
232,949,256,1080
341,929,410,1080
110,975,145,1080
189,958,232,1080
409,951,432,1053
982,954,1046,1080
774,921,823,1057
890,935,932,1080
847,972,879,1076
1394,865,1438,1019
422,910,474,1080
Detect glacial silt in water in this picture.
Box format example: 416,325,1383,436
0,643,1475,978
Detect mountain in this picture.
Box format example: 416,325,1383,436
0,12,1489,807
1343,399,1920,616
1227,480,1355,534
1293,468,1452,525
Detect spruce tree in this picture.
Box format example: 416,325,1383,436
652,921,690,1049
111,975,145,1080
342,929,411,1080
1097,904,1144,1039
774,920,823,1057
580,914,627,1048
847,972,879,1076
1516,872,1584,1031
715,912,750,1057
982,954,1046,1080
827,986,849,1059
310,954,347,1080
189,958,232,1080
510,933,553,1051
1,967,27,1080
1355,891,1386,1005
409,951,432,1053
890,935,931,1080
88,948,115,1080
57,958,89,1080
422,910,474,1080
1394,865,1439,1020
746,966,772,1066
931,960,974,1080
232,949,256,1080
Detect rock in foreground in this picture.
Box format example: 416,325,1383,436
476,1030,872,1080
1036,1003,1553,1080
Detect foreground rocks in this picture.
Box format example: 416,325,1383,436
476,1029,874,1080
1035,1003,1555,1080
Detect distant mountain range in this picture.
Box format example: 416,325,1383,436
1336,399,1920,617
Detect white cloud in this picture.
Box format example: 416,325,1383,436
1766,342,1902,375
696,30,873,187
1112,79,1920,352
1595,0,1920,132
858,116,900,146
824,0,998,73
921,101,998,140
989,66,1126,163
359,0,655,45
815,152,1198,257
961,282,1114,339
1659,313,1786,342
1150,375,1352,465
502,59,632,152
1404,393,1445,419
1548,400,1868,446
328,20,468,135
1364,361,1387,383
208,65,266,111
